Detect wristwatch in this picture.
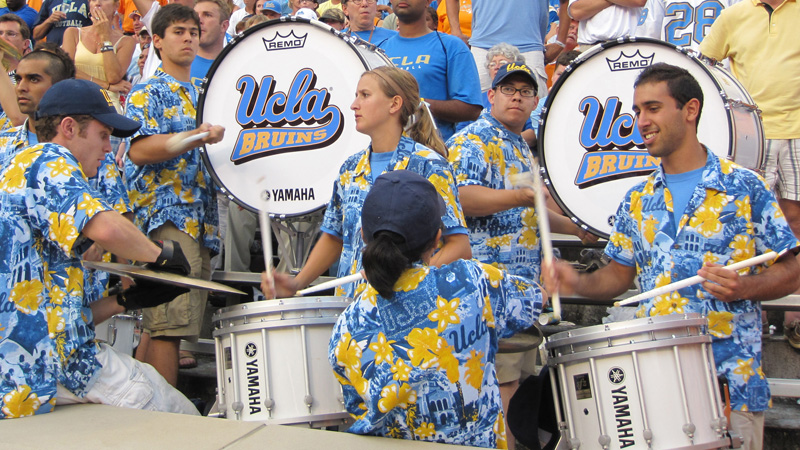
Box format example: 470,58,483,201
100,41,114,52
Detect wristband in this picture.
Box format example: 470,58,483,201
100,45,114,53
554,40,566,49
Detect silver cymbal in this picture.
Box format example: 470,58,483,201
84,261,247,295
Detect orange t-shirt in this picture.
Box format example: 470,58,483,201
27,0,43,14
437,0,471,38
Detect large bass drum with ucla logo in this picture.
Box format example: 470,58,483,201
198,17,390,217
538,37,763,239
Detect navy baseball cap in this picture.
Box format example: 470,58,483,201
362,170,445,251
35,79,141,138
261,1,281,14
492,62,538,95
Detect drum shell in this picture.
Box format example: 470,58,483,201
546,314,729,450
212,296,351,425
95,313,140,356
198,18,391,217
539,37,764,239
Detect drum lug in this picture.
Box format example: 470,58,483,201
264,398,274,412
305,394,314,412
567,437,581,450
642,429,653,448
598,434,611,449
682,422,696,442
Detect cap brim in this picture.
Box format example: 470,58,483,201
93,112,141,138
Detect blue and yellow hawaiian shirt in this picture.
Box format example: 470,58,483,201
330,259,543,448
0,143,112,419
320,136,467,299
0,121,129,299
607,150,799,412
124,68,219,253
446,110,542,281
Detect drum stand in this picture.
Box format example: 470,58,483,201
271,210,324,273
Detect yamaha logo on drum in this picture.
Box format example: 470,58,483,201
263,30,307,50
606,50,654,72
608,367,625,384
245,342,257,358
229,68,345,165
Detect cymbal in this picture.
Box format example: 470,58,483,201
498,330,544,354
84,261,247,295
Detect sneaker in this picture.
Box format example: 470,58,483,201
785,320,800,350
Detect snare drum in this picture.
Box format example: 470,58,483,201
198,18,391,217
94,313,142,356
539,38,763,238
545,314,730,450
212,296,352,426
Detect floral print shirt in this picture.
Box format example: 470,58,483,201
320,136,467,299
125,68,219,253
0,143,112,418
329,259,543,448
446,110,542,281
607,150,799,411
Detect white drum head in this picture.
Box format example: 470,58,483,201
199,18,389,217
540,38,748,238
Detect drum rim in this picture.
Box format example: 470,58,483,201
197,17,378,217
537,37,742,239
544,312,707,347
211,296,352,321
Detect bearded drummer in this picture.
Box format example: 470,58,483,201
544,62,800,450
266,66,471,300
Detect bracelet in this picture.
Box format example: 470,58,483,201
554,40,566,49
100,45,114,53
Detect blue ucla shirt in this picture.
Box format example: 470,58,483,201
0,143,113,418
446,110,543,281
125,68,220,253
380,32,482,142
330,259,543,447
607,150,800,412
320,136,467,299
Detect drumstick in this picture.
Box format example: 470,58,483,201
297,272,364,296
618,251,779,306
165,131,209,153
258,186,273,281
509,168,561,322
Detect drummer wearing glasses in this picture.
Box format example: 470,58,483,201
446,62,593,449
265,66,471,302
544,63,800,450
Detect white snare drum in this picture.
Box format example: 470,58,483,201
95,313,141,356
545,314,730,450
199,18,391,217
212,296,352,426
539,38,763,238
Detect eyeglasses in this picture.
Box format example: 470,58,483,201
0,30,20,38
297,0,317,3
487,60,510,70
349,0,377,4
497,85,536,98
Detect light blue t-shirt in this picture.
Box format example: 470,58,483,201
369,150,396,183
191,55,214,90
664,166,705,225
347,27,397,47
469,0,549,52
380,32,482,142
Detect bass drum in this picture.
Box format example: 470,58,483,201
539,37,763,238
198,17,391,217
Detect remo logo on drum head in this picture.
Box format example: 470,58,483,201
198,18,391,217
539,38,763,239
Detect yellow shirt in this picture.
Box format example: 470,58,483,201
699,0,800,139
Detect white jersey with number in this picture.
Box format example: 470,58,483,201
636,0,741,51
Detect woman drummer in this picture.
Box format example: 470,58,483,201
266,170,545,447
268,65,471,299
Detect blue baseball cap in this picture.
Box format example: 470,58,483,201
260,1,281,14
362,170,445,251
35,79,141,138
492,62,539,95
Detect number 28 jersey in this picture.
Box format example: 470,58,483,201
637,0,741,51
